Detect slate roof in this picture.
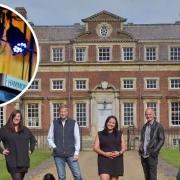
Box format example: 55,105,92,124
124,24,180,40
33,25,85,41
33,23,180,41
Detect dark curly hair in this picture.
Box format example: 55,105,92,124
102,115,119,136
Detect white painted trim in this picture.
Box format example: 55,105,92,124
168,77,180,90
0,106,6,127
120,77,136,90
168,45,180,61
144,77,160,90
28,78,41,91
73,45,89,62
121,46,135,61
96,45,112,62
50,45,65,62
38,64,180,72
25,101,42,129
120,99,137,128
144,45,158,61
73,78,89,91
73,100,89,127
50,78,66,92
168,100,180,127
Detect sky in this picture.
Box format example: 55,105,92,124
1,0,180,25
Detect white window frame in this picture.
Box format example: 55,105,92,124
28,79,41,91
50,46,65,62
144,46,158,61
73,78,89,91
0,106,6,128
168,77,180,90
120,100,137,127
96,45,112,62
50,78,66,91
73,100,89,127
143,100,160,122
74,46,88,62
122,47,135,61
168,46,180,61
50,100,66,122
25,101,41,129
120,78,136,90
144,77,159,90
172,138,180,146
168,100,180,127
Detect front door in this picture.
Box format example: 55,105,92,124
97,103,112,131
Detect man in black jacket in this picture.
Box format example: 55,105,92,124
139,108,165,180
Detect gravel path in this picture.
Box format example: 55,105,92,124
24,151,177,180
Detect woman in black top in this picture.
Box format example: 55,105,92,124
93,115,126,180
0,109,36,180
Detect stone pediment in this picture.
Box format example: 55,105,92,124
82,10,126,22
73,30,135,42
92,81,117,92
72,10,136,43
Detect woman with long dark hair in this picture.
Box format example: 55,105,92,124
93,115,126,180
0,109,36,180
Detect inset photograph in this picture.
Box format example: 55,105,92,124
0,4,39,106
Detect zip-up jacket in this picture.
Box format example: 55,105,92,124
53,118,75,157
139,120,165,157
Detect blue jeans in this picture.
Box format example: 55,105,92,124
54,156,82,180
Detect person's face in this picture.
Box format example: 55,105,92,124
106,118,116,131
145,109,155,123
13,113,21,125
59,107,68,119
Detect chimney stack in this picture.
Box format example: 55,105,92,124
15,7,27,19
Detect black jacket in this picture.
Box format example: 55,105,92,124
0,126,36,168
139,121,165,157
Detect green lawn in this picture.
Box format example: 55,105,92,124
160,148,180,168
0,149,51,180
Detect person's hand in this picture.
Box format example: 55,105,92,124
2,149,10,155
29,150,32,155
149,150,158,158
112,151,121,158
104,152,114,159
73,155,79,161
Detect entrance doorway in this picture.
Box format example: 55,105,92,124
97,103,112,131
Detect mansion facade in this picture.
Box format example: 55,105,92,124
0,9,180,146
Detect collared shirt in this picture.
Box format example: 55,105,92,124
143,124,151,158
47,119,80,156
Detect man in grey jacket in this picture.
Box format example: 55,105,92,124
47,104,82,180
139,108,165,180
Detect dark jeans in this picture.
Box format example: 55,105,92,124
177,168,180,180
141,156,158,180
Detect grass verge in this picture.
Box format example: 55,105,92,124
0,149,51,180
160,148,180,168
